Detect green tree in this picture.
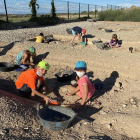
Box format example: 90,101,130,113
29,0,39,19
51,1,56,17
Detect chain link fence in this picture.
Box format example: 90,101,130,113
0,0,127,22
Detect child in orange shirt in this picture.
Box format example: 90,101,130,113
15,61,53,101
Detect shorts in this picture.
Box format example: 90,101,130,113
72,29,76,36
18,83,44,93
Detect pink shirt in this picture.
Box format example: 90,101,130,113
77,74,95,99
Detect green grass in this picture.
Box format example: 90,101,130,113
98,9,140,22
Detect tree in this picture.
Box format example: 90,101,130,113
51,0,56,17
29,0,39,19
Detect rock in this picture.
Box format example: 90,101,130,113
130,98,134,103
115,82,120,88
0,129,8,135
83,122,88,125
122,104,127,108
100,111,107,115
132,105,137,108
105,123,112,130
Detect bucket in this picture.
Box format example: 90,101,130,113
37,104,77,131
0,62,17,72
55,69,73,82
66,28,72,34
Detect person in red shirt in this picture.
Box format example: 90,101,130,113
15,61,53,101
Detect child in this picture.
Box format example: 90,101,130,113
106,34,121,48
66,61,95,105
14,46,35,66
15,61,53,101
71,26,86,46
33,33,49,43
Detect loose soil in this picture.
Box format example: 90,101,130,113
0,21,140,140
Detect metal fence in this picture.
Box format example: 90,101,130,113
0,0,127,22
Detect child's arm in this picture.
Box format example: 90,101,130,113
78,34,82,42
32,89,50,101
66,86,80,96
22,53,34,66
81,84,88,105
42,80,53,92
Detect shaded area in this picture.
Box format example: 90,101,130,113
0,79,16,93
0,42,14,56
89,135,112,140
92,71,119,99
71,106,102,126
33,52,49,64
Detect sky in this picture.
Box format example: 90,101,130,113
0,0,139,14
64,0,140,7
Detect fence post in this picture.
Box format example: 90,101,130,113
88,4,89,18
95,5,96,18
107,4,108,9
79,3,80,19
4,0,8,22
67,1,69,20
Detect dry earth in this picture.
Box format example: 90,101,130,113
0,21,140,140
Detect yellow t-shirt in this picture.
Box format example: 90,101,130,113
35,36,45,43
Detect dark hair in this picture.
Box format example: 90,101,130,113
112,34,117,39
39,33,44,36
25,50,32,56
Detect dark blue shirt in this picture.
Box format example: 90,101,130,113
72,26,82,34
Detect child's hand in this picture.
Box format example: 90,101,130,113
66,92,72,96
31,63,35,66
44,96,51,101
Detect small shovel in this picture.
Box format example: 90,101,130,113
42,99,76,108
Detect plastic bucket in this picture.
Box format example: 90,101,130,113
37,104,77,131
66,28,72,34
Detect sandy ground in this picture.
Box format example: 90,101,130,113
0,21,140,139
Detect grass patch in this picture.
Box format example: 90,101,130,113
98,9,140,22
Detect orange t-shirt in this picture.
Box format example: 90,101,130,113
15,69,44,90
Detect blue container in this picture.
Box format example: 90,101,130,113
37,104,77,131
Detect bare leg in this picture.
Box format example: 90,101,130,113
36,79,47,93
67,85,81,97
71,36,76,44
111,45,119,48
68,85,76,93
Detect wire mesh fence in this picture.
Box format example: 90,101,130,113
0,0,127,22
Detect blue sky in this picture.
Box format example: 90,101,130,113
0,0,139,14
64,0,140,7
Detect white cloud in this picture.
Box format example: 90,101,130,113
118,3,140,7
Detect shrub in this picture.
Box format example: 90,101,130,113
98,9,140,22
37,15,60,25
